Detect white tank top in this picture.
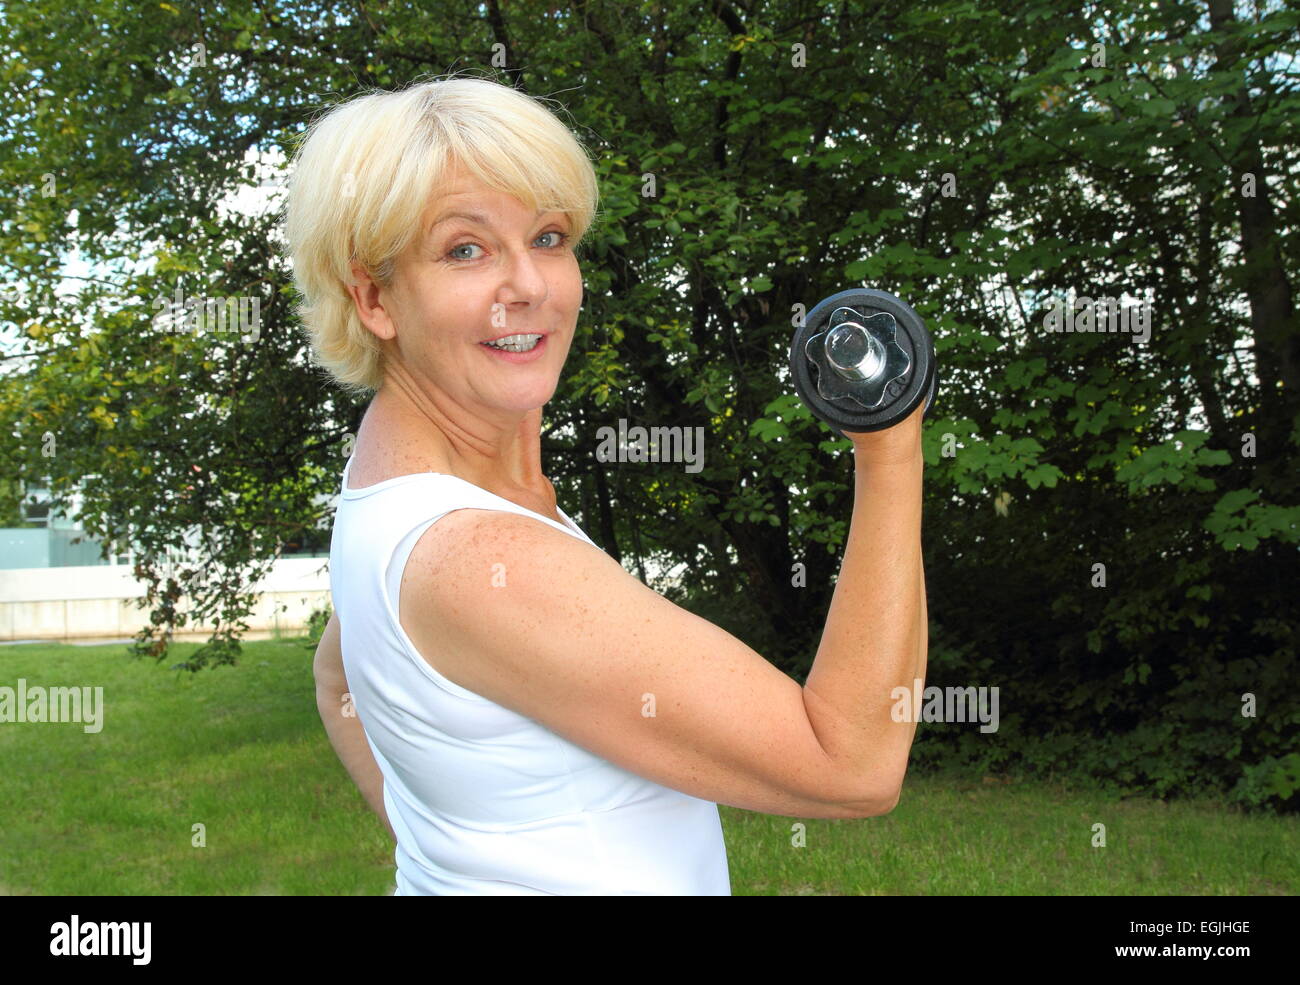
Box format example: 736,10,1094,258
329,458,732,895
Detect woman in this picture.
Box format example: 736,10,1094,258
286,75,928,895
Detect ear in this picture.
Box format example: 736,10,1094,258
347,259,398,342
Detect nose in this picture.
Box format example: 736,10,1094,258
498,244,550,308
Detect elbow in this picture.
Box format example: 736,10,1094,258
843,785,901,819
313,680,336,727
870,783,903,816
838,765,906,818
312,664,340,709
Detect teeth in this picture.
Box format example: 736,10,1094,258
484,334,542,352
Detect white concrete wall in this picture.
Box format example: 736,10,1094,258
0,557,331,642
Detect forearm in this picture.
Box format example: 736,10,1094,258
313,611,396,840
316,685,396,841
803,445,927,800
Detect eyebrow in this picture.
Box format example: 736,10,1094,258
427,208,553,233
430,210,492,229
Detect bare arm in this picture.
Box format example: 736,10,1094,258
398,403,929,819
313,611,396,841
803,401,929,807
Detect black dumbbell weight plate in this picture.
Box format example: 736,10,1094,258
789,288,936,435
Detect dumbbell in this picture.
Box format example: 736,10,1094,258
789,288,937,435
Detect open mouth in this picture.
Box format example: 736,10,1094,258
480,333,543,353
479,333,549,360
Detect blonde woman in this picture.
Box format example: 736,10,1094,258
286,74,927,896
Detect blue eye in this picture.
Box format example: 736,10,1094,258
448,243,484,260
445,231,569,262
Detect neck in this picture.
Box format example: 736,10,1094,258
365,379,548,496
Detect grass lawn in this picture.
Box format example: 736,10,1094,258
1,638,1295,895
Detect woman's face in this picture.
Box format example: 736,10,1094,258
378,167,582,418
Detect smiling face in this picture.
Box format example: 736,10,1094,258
371,165,583,418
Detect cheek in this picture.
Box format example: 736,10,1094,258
559,262,583,306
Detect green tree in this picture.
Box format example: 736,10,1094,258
1,0,1295,809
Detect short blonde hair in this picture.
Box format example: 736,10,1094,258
282,73,601,399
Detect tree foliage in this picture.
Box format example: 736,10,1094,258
1,0,1296,810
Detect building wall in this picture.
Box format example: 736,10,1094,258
0,481,334,641
0,556,331,642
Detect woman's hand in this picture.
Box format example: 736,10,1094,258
846,398,926,467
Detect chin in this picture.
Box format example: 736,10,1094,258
501,383,560,410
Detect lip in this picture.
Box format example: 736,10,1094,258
479,333,549,363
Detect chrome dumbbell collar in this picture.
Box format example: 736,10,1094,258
804,306,913,411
